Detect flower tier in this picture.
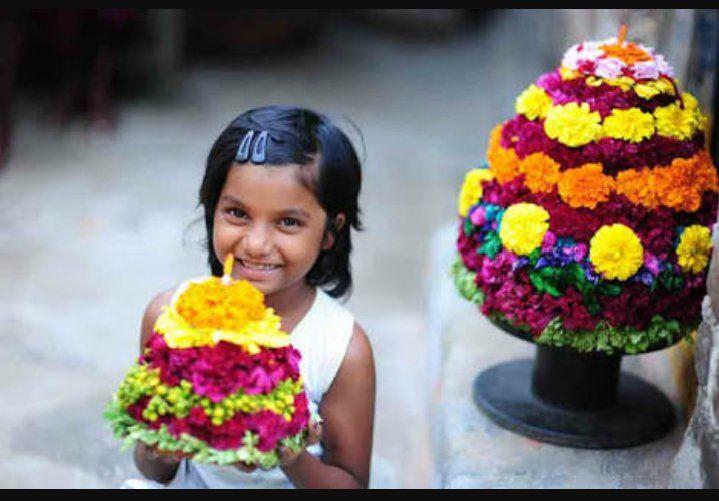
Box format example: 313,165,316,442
453,35,718,355
105,266,311,468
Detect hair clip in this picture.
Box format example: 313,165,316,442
251,130,268,164
236,130,254,162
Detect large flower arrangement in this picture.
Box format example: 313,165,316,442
105,256,311,468
453,32,718,355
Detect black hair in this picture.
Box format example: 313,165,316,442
199,105,363,299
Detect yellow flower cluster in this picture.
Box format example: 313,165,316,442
589,224,644,281
676,225,713,274
602,108,655,143
499,203,550,256
654,102,701,140
515,84,553,120
561,68,676,100
458,168,495,217
543,102,603,147
155,277,290,353
518,100,704,146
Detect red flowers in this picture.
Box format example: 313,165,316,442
142,333,301,402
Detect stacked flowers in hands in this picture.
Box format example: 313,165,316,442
105,256,311,468
454,28,718,355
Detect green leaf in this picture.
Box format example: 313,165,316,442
597,281,622,296
478,231,502,259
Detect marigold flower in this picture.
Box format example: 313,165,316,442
558,163,614,209
652,153,717,213
676,224,713,274
544,102,603,147
615,168,659,209
516,84,553,120
589,224,644,281
518,152,561,193
654,102,698,140
458,168,495,217
602,108,655,143
487,125,521,183
499,203,550,256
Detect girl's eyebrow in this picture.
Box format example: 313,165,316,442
219,195,244,205
282,208,311,219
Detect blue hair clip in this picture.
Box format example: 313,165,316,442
251,130,268,164
236,130,254,162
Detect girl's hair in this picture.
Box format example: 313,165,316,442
199,105,363,299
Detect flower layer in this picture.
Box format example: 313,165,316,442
106,335,310,466
486,142,718,212
155,277,290,353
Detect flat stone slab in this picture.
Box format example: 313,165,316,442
427,222,690,488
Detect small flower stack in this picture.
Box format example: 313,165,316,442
105,256,311,468
454,29,718,355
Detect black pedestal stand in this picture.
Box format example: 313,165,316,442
472,323,677,449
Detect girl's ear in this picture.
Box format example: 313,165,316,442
321,213,346,251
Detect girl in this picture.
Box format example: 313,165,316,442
126,106,375,489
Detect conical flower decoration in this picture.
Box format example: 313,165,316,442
105,255,311,468
453,27,718,355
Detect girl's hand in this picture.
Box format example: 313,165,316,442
279,418,322,468
138,442,188,465
233,418,322,473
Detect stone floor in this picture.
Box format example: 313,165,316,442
0,10,561,488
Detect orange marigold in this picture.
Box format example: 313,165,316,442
557,163,614,209
694,150,719,193
487,124,521,184
653,159,702,212
519,152,561,193
615,168,659,209
175,279,267,332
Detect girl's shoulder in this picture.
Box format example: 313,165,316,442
139,287,177,353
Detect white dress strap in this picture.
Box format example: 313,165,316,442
290,289,356,405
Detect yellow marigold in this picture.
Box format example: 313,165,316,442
458,168,494,217
560,67,579,80
676,225,713,274
602,108,656,143
543,102,602,147
585,76,604,88
557,163,614,209
499,203,550,256
634,83,661,100
589,224,644,281
602,76,635,92
487,124,521,184
519,152,561,193
654,102,698,140
615,168,659,209
515,84,553,120
681,92,708,131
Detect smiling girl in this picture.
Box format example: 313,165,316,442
127,106,375,489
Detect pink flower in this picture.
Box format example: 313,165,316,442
595,57,625,79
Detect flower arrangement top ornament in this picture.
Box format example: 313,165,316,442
105,255,312,468
453,26,718,356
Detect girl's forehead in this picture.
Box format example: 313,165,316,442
221,163,321,209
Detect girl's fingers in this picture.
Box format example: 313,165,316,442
234,461,257,473
278,445,300,467
307,420,323,446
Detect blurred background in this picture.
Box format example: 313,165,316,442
0,9,717,488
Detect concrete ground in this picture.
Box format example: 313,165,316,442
0,10,556,488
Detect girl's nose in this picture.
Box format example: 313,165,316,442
242,223,273,257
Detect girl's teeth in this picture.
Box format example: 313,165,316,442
241,260,276,270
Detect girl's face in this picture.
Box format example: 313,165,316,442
213,162,331,298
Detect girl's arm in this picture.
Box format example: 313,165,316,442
132,289,182,484
281,324,376,489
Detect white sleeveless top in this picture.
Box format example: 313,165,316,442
122,289,355,490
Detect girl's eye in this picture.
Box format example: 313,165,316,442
227,208,248,220
279,217,301,228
